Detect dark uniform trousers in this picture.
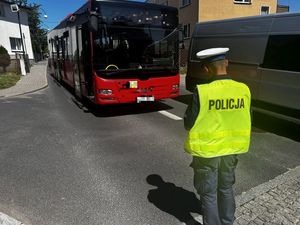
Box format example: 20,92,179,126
192,154,238,225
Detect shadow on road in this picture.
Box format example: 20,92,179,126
146,174,202,225
174,94,193,105
252,111,300,142
73,99,173,117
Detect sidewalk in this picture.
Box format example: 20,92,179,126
0,61,48,98
234,166,300,225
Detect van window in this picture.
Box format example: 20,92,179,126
262,35,300,72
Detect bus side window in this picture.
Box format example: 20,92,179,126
262,35,300,72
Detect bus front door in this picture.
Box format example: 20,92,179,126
75,26,89,98
54,37,61,81
81,25,93,98
73,27,83,98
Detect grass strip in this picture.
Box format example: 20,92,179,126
0,73,21,90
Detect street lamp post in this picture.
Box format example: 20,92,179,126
40,8,48,60
11,4,30,73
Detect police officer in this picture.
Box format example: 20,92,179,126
184,48,251,225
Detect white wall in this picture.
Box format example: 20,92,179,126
0,2,34,60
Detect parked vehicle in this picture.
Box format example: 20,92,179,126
186,12,300,123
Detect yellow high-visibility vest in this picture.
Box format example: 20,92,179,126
185,79,251,158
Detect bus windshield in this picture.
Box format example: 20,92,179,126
92,3,179,77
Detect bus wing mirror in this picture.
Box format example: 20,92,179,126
89,12,99,32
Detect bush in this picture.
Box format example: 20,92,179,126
0,45,11,73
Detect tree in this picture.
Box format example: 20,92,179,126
27,4,48,61
0,46,11,73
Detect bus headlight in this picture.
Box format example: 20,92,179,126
99,89,113,95
172,84,179,90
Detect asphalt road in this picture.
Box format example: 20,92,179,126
0,74,299,225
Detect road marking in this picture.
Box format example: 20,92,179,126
158,110,183,120
0,212,24,225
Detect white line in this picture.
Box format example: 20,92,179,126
0,212,24,225
158,110,183,120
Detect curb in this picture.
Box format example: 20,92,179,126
235,165,300,207
1,83,48,99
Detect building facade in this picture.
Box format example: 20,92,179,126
146,0,278,66
0,0,34,63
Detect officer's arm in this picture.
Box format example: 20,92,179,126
184,89,200,131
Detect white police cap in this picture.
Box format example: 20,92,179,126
196,47,229,62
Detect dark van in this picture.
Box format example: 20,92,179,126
186,12,300,123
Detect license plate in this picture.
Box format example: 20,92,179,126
137,96,155,103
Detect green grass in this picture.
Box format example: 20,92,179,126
0,73,21,90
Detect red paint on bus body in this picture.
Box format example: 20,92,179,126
93,72,180,104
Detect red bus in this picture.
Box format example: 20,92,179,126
47,0,180,104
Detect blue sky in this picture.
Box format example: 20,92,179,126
278,0,300,11
29,0,145,30
29,0,300,30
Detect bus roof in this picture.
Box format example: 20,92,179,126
94,0,177,10
51,0,177,31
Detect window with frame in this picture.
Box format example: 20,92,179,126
10,37,23,51
262,35,300,72
233,0,251,4
183,24,190,38
261,6,270,15
181,0,191,7
0,5,5,17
